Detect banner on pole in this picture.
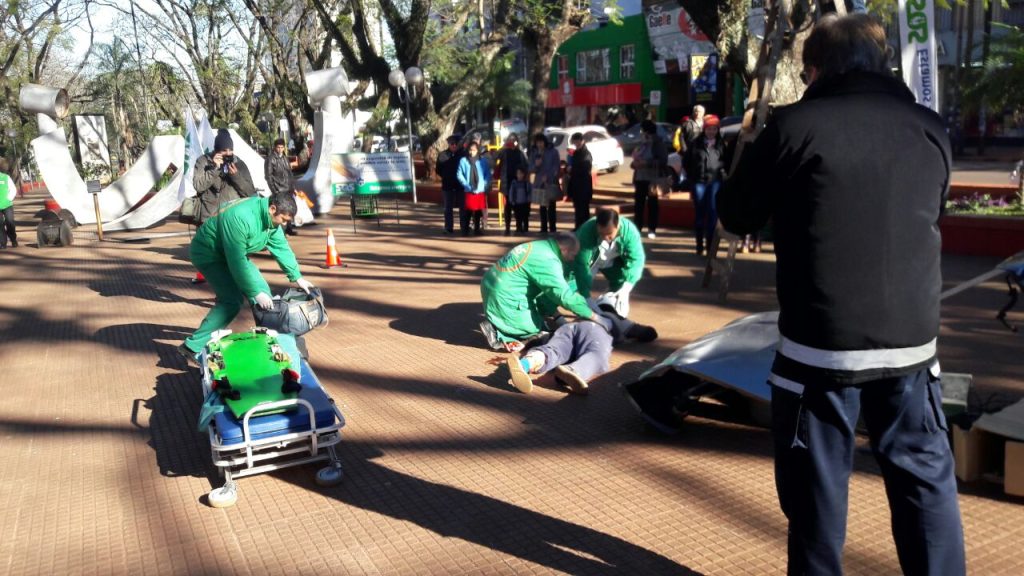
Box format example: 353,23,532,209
178,108,204,201
330,153,413,196
897,0,939,113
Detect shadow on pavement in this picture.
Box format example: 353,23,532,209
280,451,703,575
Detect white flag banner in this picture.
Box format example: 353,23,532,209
197,109,216,153
897,0,939,112
178,108,204,201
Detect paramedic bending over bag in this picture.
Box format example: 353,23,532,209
177,193,315,366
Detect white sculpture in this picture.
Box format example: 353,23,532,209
295,67,352,215
21,83,185,229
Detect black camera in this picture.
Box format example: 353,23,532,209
222,154,236,165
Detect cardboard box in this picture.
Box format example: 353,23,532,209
953,425,1002,483
1006,441,1024,497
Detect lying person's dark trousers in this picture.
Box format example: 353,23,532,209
532,321,611,380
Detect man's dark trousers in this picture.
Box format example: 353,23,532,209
772,367,965,576
442,187,464,233
533,322,611,380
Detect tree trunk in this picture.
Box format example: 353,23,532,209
978,0,993,155
527,33,558,138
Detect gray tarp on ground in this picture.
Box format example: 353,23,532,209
974,400,1024,442
639,311,778,401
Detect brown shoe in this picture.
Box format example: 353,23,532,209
553,365,589,396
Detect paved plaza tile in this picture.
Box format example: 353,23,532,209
0,191,1021,575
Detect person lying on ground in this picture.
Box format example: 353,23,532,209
505,299,658,395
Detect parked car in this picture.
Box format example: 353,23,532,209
543,125,624,174
388,135,420,153
352,135,387,153
614,122,676,155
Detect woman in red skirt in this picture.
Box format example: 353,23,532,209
457,141,493,236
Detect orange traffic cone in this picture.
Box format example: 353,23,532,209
191,271,206,284
324,229,344,268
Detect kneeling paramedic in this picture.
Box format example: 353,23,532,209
178,193,315,364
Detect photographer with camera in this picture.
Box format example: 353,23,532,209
192,129,257,224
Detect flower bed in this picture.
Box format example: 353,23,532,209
946,193,1024,217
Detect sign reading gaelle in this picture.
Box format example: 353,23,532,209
330,153,413,196
898,0,939,113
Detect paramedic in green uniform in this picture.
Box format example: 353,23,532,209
572,208,645,317
480,232,598,351
177,193,314,364
0,159,18,248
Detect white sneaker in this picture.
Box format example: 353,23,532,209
647,232,656,239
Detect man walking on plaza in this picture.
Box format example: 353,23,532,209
480,232,599,351
265,137,298,235
566,132,593,230
0,159,17,248
177,193,314,364
436,135,465,234
717,14,965,575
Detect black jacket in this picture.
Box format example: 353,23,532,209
717,71,950,385
567,145,593,201
265,152,293,195
685,135,729,185
437,147,466,191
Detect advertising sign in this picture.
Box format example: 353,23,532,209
643,0,715,74
898,0,939,112
690,54,719,103
330,152,413,196
73,115,111,168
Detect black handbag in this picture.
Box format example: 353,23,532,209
252,287,329,336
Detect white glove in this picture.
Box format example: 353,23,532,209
613,283,633,318
254,293,274,310
295,278,315,293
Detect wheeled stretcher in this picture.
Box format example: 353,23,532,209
200,328,345,508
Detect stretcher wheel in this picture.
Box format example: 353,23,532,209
208,481,238,508
315,464,343,486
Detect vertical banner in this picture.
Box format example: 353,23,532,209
178,108,204,201
73,115,111,170
897,0,939,113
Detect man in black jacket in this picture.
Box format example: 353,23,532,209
265,138,297,235
436,135,465,234
717,14,964,575
566,132,593,230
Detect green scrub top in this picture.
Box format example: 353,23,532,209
481,238,594,342
189,196,302,301
572,216,645,297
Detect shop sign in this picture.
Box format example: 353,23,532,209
644,0,715,75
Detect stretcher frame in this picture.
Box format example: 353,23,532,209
200,329,345,507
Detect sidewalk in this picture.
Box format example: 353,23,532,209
0,189,1022,575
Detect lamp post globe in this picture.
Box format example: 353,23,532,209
404,67,423,88
388,70,407,89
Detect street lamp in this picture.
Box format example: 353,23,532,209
388,66,423,203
